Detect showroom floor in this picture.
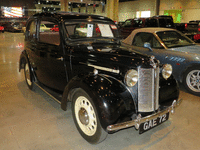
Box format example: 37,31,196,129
0,32,200,150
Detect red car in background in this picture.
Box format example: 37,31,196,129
0,25,4,33
50,25,59,32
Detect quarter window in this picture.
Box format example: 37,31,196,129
122,20,132,27
26,20,36,39
132,32,163,49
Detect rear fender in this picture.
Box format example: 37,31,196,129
19,50,28,72
61,74,136,130
19,50,37,82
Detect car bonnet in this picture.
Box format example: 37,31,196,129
169,45,200,55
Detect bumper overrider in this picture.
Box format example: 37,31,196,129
107,99,182,132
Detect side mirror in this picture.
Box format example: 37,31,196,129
144,42,153,51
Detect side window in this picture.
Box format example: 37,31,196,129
39,20,60,45
132,32,163,49
146,19,157,27
26,20,36,40
123,20,132,27
134,20,143,27
132,33,150,47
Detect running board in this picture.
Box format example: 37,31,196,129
34,82,63,104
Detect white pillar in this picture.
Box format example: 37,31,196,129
106,0,119,22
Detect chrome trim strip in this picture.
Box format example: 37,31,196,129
107,99,182,132
154,67,159,110
88,64,120,74
34,83,61,104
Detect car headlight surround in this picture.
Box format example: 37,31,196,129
124,69,138,87
162,64,172,80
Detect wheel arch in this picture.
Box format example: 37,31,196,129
61,74,136,131
180,63,200,82
182,64,200,95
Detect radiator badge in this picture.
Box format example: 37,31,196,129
150,55,156,69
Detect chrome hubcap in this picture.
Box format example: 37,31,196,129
75,96,97,136
186,70,200,92
78,108,89,125
25,63,31,85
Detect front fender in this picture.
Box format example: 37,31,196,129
159,75,180,106
61,74,136,130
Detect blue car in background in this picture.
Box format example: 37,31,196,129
122,27,200,96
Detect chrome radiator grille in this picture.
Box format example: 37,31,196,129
138,67,159,112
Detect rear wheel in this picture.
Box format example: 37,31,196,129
183,67,200,96
71,88,107,144
24,61,35,90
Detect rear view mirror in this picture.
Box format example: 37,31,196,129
144,42,153,51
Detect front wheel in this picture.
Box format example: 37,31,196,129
183,67,200,96
71,88,107,144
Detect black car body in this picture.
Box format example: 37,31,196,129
118,18,146,39
145,15,175,28
119,15,175,39
19,12,181,144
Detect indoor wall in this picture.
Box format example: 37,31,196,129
118,0,157,21
160,0,200,22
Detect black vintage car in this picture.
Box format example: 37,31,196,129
19,12,182,144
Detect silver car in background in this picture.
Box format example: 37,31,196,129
122,28,200,96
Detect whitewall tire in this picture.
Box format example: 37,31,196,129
71,88,107,144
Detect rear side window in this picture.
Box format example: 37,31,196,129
26,20,36,40
122,20,132,27
132,32,163,49
145,19,158,27
159,19,174,28
38,20,60,45
133,19,143,27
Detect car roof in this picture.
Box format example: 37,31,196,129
31,11,113,22
152,15,173,18
122,27,176,45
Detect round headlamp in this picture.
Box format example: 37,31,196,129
124,69,138,87
162,64,172,80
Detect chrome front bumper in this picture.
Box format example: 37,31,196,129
107,99,182,132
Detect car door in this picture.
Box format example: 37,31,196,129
35,19,68,91
25,19,38,66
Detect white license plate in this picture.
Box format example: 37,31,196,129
139,112,169,134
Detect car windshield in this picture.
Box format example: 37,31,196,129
64,22,119,41
156,31,194,48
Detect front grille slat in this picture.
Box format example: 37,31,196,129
138,67,159,112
